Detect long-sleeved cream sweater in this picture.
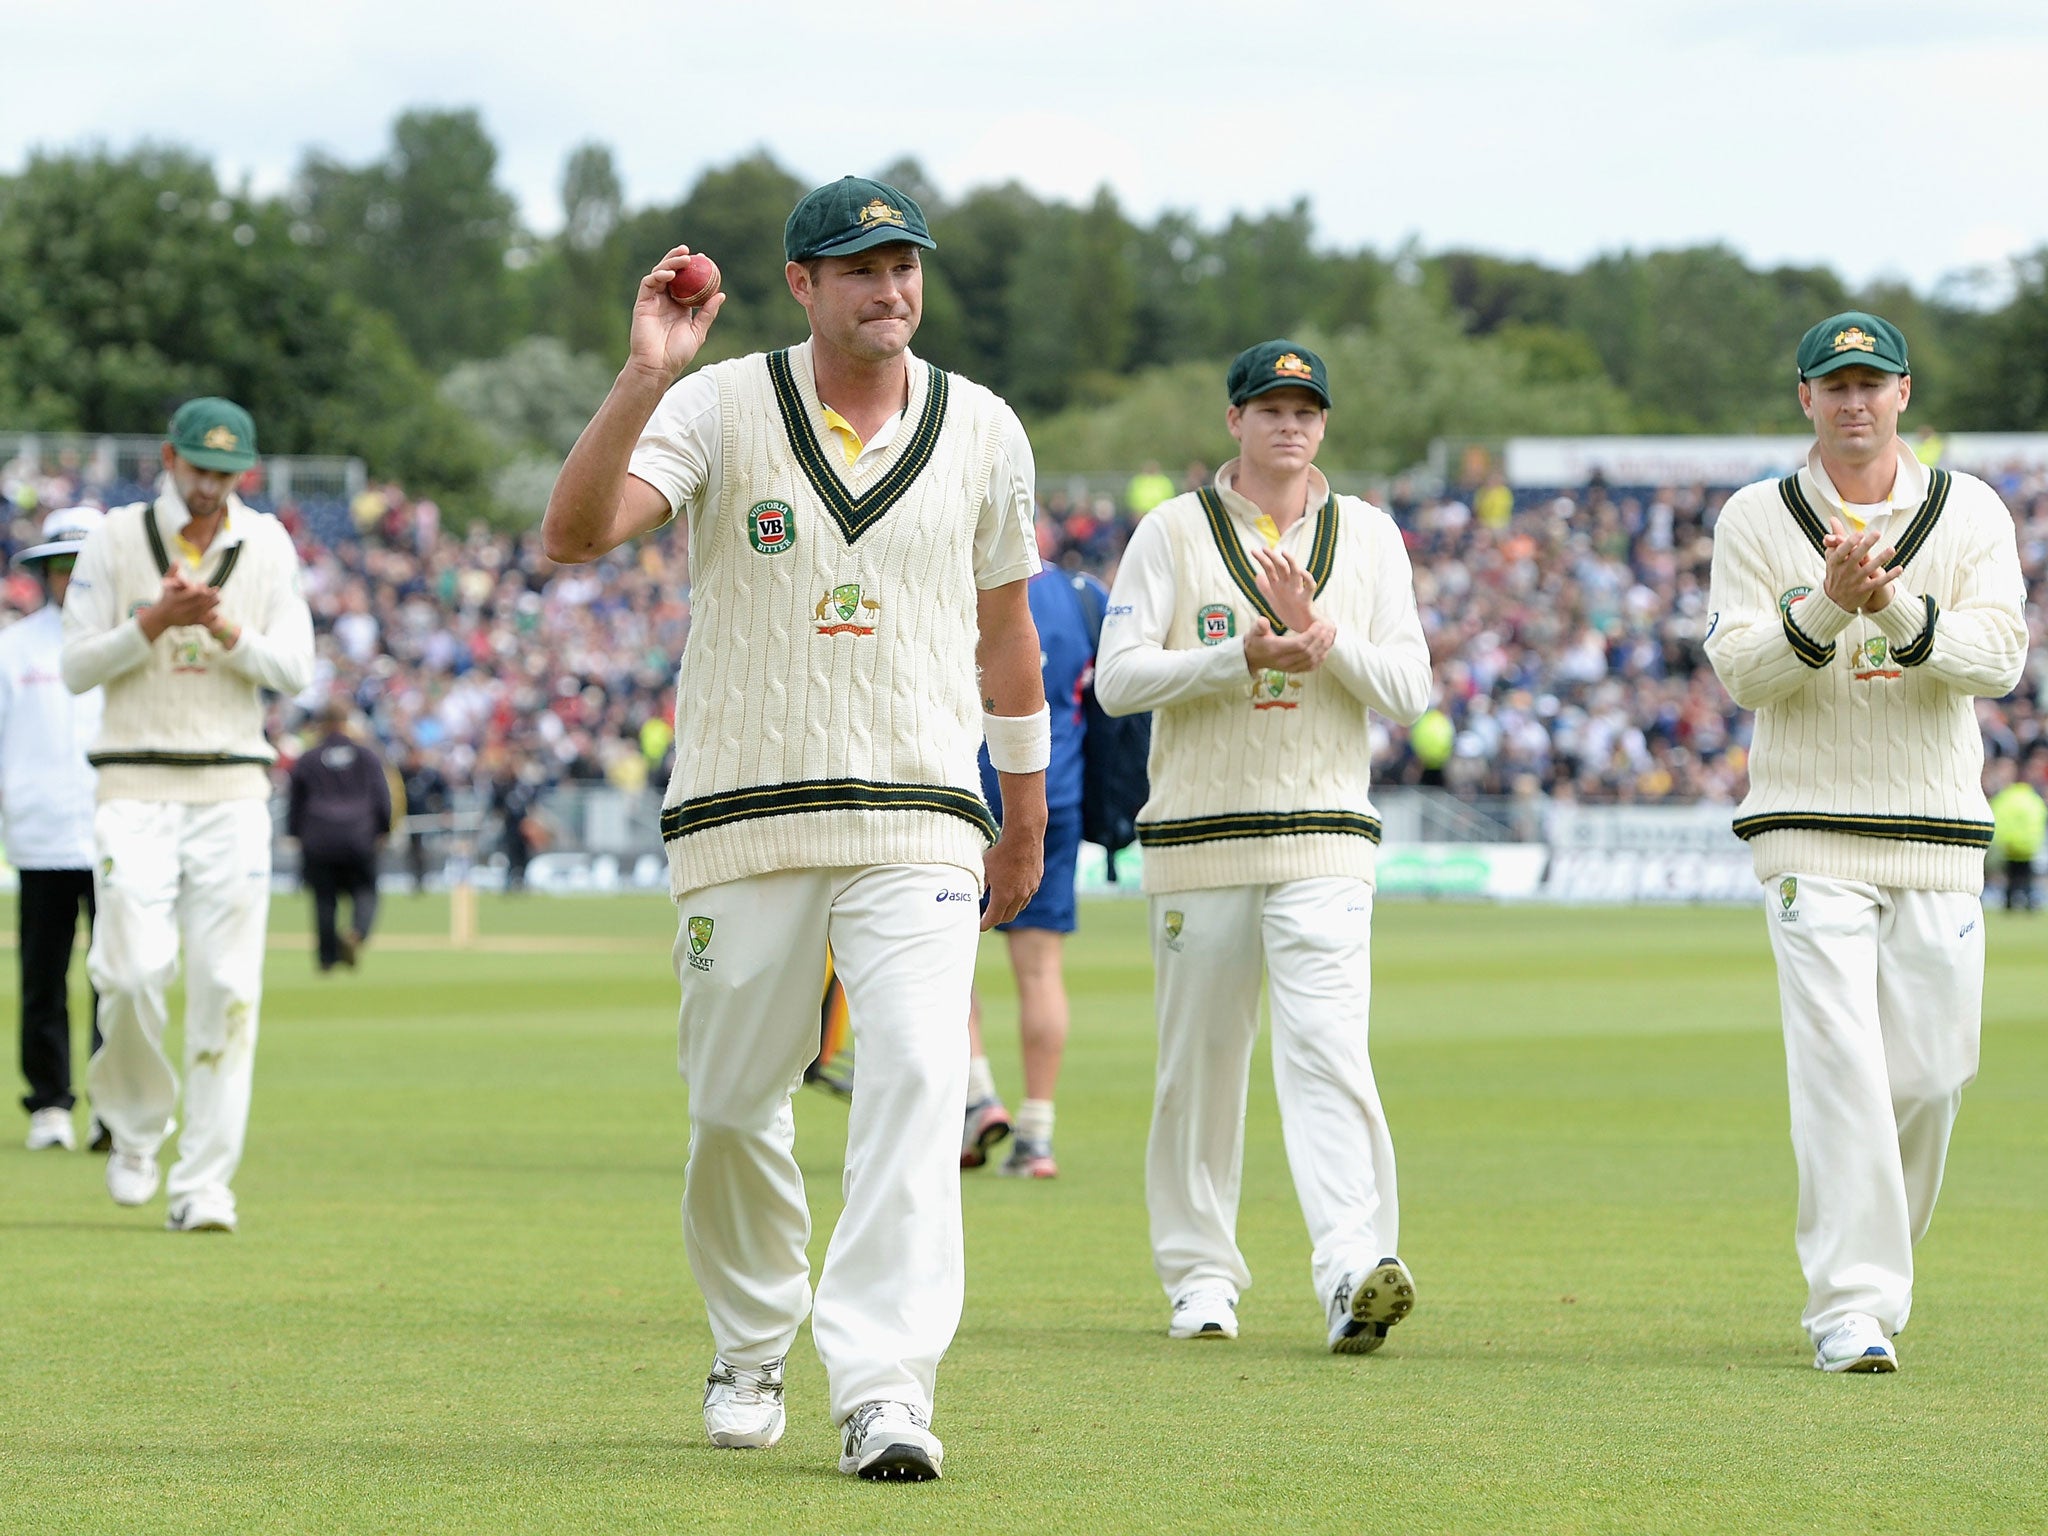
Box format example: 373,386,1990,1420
1705,454,2028,891
62,485,314,803
1096,463,1431,894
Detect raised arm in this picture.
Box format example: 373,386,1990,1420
543,244,727,565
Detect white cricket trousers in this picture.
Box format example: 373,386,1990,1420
1147,877,1398,1307
674,863,979,1425
1763,873,1983,1343
87,798,274,1215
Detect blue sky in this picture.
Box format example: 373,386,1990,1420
5,0,2043,295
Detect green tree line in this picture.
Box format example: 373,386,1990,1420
4,109,2046,518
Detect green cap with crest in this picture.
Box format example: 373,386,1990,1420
167,397,259,471
1226,340,1331,408
784,177,936,263
1796,312,1909,381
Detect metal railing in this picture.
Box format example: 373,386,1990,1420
2,432,367,505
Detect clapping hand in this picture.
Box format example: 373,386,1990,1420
1251,546,1318,631
139,566,221,642
1246,546,1336,673
1821,516,1901,613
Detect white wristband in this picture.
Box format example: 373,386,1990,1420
983,706,1051,774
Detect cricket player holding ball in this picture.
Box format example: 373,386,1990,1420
1095,341,1431,1354
1704,312,2028,1372
61,398,315,1232
544,177,1046,1481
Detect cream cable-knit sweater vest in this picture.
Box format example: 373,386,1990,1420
1135,487,1416,894
75,500,298,803
659,347,1006,897
1705,463,2029,892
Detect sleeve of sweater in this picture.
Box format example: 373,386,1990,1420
1866,485,2029,698
60,523,153,693
1093,511,1251,715
1704,494,1829,710
219,531,316,694
1321,513,1431,725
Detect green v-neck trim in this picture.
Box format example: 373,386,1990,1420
1777,468,1950,571
1195,487,1338,634
766,350,950,545
145,504,243,590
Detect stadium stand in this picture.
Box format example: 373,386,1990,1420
6,452,2045,839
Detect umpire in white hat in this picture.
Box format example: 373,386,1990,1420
5,507,106,1151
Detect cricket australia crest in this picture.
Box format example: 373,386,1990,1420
1778,877,1798,923
815,582,881,636
748,500,795,556
1163,910,1185,951
1252,669,1303,711
1852,635,1900,681
1196,603,1236,645
687,915,715,970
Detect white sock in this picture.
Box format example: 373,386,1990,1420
1016,1098,1054,1143
967,1056,998,1106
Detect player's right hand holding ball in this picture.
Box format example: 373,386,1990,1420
631,245,727,386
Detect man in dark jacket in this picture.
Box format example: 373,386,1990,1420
399,748,452,892
288,700,393,971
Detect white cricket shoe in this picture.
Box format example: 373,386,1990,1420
26,1107,75,1150
1814,1316,1898,1374
702,1357,785,1448
1168,1284,1240,1340
838,1400,943,1481
165,1200,237,1234
106,1149,160,1206
1328,1256,1416,1355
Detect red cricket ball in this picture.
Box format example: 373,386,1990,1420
668,253,721,308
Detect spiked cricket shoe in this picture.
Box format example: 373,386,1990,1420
1814,1316,1898,1374
960,1097,1011,1169
1328,1256,1416,1355
1168,1284,1239,1340
838,1400,942,1481
106,1149,160,1206
703,1357,786,1448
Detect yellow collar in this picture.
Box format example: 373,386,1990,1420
1214,458,1329,546
820,405,865,468
1803,440,1926,528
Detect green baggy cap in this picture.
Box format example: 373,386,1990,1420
1797,312,1909,381
1227,340,1332,408
167,397,259,472
784,177,936,263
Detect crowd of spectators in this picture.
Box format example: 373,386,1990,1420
6,450,2047,830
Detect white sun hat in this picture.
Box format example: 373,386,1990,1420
13,505,105,566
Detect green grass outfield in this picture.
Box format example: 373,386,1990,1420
2,893,2044,1535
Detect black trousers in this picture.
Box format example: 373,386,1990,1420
304,851,381,970
2003,858,2038,911
18,868,98,1113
